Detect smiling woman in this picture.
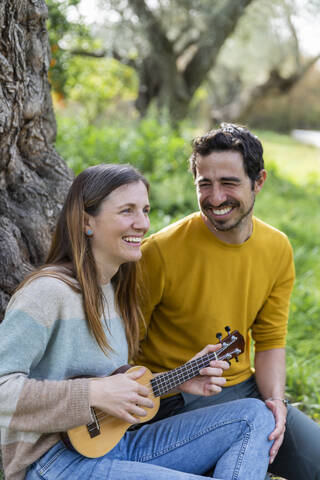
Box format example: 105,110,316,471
84,181,150,284
0,163,275,480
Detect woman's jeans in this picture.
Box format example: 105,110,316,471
26,398,274,480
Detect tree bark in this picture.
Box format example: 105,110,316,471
0,0,73,321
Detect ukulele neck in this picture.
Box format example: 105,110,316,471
150,351,217,398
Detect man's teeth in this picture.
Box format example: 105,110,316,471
212,207,232,216
123,236,141,243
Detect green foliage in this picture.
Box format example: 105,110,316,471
55,118,320,419
46,0,91,96
62,56,137,122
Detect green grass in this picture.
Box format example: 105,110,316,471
55,118,320,419
259,130,320,185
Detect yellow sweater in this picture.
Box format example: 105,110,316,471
136,212,295,386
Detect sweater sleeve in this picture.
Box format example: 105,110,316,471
138,236,166,340
0,279,92,433
251,238,295,351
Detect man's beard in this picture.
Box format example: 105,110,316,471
202,197,255,232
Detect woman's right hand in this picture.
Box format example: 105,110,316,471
89,367,154,424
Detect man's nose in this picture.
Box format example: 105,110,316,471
209,186,227,206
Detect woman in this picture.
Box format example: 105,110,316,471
0,163,274,480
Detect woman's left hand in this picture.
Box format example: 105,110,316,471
179,344,230,396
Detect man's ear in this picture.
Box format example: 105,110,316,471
254,169,267,194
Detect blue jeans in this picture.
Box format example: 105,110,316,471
26,398,274,480
157,376,320,480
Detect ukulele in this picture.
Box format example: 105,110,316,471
64,328,244,458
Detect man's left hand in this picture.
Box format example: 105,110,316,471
179,344,230,396
265,398,288,464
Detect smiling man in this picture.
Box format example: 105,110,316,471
136,124,320,480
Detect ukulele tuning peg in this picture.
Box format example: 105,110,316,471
235,356,239,362
225,326,231,334
216,332,222,342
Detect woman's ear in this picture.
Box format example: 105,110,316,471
83,212,94,236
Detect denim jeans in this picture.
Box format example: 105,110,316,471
156,375,320,480
26,398,274,480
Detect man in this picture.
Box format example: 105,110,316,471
136,124,320,480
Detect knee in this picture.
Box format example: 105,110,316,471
242,398,275,432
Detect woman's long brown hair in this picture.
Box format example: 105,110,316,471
17,164,149,359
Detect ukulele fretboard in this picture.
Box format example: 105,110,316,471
150,337,241,397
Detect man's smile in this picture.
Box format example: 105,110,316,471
211,206,233,217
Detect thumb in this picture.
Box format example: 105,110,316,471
265,399,276,413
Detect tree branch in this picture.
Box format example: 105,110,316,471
69,48,107,58
184,0,254,95
212,52,320,122
128,0,174,59
286,11,301,68
68,48,137,69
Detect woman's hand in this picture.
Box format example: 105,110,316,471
89,367,154,424
179,344,230,396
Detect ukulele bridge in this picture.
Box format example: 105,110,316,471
87,408,101,438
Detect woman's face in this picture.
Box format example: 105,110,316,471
86,180,150,274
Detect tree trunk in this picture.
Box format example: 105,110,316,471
135,56,191,126
130,0,253,125
0,0,73,321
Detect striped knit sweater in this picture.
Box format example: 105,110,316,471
0,276,128,480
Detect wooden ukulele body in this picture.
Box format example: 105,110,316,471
66,366,160,458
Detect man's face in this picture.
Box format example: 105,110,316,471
195,150,266,242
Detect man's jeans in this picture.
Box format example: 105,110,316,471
26,398,274,480
156,376,320,480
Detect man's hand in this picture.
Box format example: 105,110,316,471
265,398,287,464
179,344,229,396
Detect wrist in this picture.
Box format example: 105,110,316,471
266,397,289,407
89,378,101,407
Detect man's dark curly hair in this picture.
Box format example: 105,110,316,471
189,123,264,188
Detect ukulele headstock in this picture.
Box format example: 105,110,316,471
215,327,245,364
